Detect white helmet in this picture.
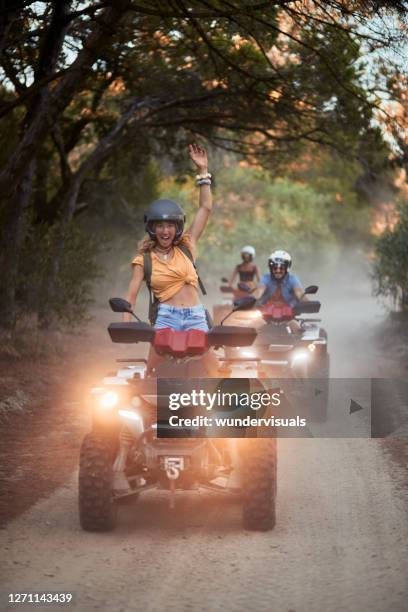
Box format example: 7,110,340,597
268,249,292,270
241,245,256,258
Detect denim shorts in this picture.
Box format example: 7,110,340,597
154,304,209,332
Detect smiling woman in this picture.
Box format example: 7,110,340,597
124,143,216,374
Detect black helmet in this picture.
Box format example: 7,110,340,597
144,199,185,240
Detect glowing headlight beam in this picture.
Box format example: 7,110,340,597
118,409,141,421
98,391,119,410
292,351,309,363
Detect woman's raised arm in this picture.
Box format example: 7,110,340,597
187,143,212,248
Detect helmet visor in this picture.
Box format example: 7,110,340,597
269,258,287,272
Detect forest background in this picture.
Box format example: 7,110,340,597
0,0,407,333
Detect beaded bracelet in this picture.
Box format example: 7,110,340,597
196,178,212,186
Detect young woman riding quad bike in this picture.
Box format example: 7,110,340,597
125,143,217,376
78,145,278,532
228,245,260,291
213,246,260,324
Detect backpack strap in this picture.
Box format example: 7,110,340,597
178,244,207,296
143,251,152,289
143,252,158,324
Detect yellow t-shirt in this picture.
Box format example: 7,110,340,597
132,246,199,302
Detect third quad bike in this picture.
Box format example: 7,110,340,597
78,296,277,533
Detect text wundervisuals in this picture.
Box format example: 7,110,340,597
168,415,307,428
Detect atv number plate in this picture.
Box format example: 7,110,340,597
164,457,185,471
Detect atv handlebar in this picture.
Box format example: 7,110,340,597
292,300,321,315
108,322,257,349
257,300,321,322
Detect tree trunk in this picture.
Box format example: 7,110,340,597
32,149,51,223
0,1,132,330
0,1,71,329
400,287,408,313
37,97,148,327
0,159,36,329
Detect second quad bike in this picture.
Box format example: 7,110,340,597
224,286,330,421
78,296,277,533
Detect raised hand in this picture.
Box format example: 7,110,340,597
188,143,208,173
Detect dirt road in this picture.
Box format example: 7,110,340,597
1,256,407,611
1,438,407,612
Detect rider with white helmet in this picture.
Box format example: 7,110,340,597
255,249,305,306
228,245,260,289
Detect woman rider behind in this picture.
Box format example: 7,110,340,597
125,143,217,375
229,246,260,290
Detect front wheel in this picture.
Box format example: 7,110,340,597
241,439,277,531
78,433,117,531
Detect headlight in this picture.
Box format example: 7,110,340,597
90,386,136,411
308,343,316,353
118,409,141,422
292,350,309,363
98,391,119,410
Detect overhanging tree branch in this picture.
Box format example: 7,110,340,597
0,0,133,195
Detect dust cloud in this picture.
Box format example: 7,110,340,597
202,244,395,378
295,245,391,377
95,242,399,378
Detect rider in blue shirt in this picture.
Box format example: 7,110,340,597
255,250,305,306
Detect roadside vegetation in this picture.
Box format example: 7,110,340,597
0,1,406,337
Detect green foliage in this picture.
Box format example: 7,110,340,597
159,166,335,277
373,201,408,312
1,2,403,330
19,222,103,326
284,149,375,242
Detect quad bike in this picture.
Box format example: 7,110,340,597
212,278,258,324
78,296,277,532
224,286,330,421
